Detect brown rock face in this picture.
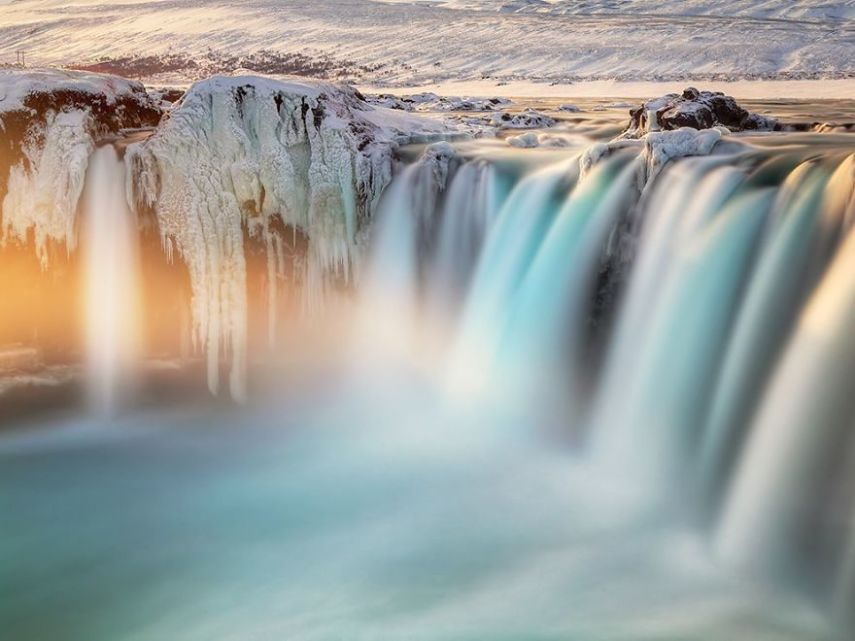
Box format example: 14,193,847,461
622,87,780,138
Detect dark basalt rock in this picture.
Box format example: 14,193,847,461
622,87,781,138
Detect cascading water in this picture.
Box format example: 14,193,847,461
80,145,142,415
359,136,855,632
3,122,855,641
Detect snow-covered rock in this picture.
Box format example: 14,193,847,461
438,96,512,112
418,141,459,187
491,108,556,129
581,127,725,184
507,131,580,148
146,87,186,108
558,103,580,112
365,92,511,113
366,93,416,111
642,127,722,179
0,69,161,265
507,132,540,148
621,87,779,138
126,75,445,399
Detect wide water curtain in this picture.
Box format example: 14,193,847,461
365,137,855,622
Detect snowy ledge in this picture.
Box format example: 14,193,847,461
0,69,161,264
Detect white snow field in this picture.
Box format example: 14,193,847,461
0,0,852,92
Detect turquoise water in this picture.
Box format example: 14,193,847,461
0,373,835,641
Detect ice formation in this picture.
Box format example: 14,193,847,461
126,75,445,399
0,69,161,265
506,132,540,148
641,127,723,181
2,110,93,264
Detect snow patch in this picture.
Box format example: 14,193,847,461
642,127,723,180
507,131,581,148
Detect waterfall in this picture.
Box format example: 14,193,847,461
361,140,855,627
451,158,575,387
81,146,142,415
5,103,855,640
716,158,855,576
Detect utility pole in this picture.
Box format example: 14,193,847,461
15,50,26,67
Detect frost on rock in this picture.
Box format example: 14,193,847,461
418,142,459,190
0,69,161,265
621,87,779,139
127,75,438,399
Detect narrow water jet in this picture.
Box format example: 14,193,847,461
80,145,142,415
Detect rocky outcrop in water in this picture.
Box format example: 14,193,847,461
621,87,780,138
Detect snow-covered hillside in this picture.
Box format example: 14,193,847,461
408,0,855,22
0,0,852,86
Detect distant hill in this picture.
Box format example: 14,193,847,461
0,0,852,85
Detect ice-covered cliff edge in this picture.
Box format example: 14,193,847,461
0,69,161,265
127,75,448,399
